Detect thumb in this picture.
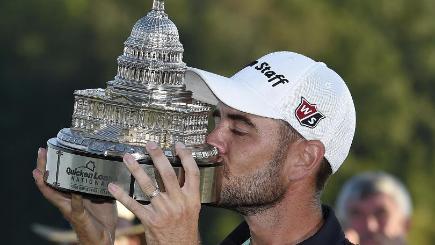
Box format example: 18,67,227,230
70,194,114,245
70,194,88,225
70,194,96,244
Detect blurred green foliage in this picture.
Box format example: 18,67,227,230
1,0,434,244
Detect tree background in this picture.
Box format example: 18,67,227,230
1,0,434,244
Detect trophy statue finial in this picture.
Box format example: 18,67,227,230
152,0,165,11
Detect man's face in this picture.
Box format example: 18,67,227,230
206,103,293,215
345,193,410,245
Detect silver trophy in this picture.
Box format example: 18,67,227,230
45,0,222,203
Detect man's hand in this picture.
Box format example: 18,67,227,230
33,148,117,245
108,142,201,245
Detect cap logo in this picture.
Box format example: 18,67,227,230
295,97,325,128
246,60,289,87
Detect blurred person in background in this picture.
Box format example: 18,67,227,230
336,171,412,245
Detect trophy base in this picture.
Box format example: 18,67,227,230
45,138,222,203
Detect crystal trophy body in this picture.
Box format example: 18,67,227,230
45,0,222,203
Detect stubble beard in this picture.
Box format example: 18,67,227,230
216,142,290,216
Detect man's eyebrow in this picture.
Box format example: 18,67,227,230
227,113,256,129
212,109,257,129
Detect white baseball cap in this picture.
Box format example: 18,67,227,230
185,51,356,173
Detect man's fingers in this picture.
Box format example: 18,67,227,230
175,142,200,193
34,147,72,213
37,148,47,172
123,154,161,197
146,142,181,194
108,183,149,221
33,169,72,215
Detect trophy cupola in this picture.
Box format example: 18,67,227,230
112,0,186,96
128,0,182,51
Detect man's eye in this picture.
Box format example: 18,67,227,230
230,128,247,136
374,208,387,219
348,209,362,219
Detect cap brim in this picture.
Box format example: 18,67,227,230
185,67,280,119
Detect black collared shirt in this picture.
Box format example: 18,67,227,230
220,205,354,245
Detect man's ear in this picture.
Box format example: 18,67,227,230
286,140,325,181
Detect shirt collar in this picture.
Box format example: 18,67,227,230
299,205,347,245
220,205,348,245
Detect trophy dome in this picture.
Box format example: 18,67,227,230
125,0,183,51
113,0,186,90
131,12,179,38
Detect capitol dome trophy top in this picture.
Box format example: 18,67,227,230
44,0,221,203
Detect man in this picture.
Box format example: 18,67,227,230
34,51,356,244
335,172,412,245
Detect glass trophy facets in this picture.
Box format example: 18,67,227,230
45,0,221,203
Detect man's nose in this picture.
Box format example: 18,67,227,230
366,215,379,232
206,126,227,155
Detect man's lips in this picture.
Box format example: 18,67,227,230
206,153,224,164
215,155,224,163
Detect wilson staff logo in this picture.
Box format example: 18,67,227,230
295,97,325,128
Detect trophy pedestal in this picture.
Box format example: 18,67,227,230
45,138,222,203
